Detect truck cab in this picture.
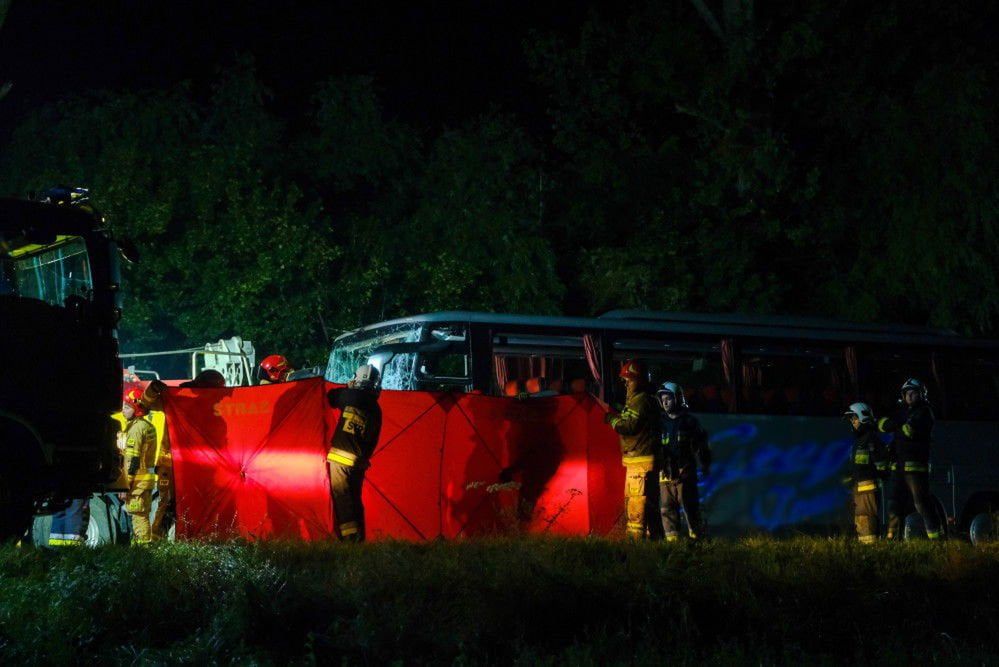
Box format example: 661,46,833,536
0,198,123,539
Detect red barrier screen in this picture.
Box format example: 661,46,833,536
165,379,624,541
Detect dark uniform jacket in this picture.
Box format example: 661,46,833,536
878,401,934,472
659,411,711,481
327,387,383,464
851,424,889,485
609,390,659,460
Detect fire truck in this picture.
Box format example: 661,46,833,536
0,196,128,540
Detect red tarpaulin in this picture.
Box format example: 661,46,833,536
164,378,624,541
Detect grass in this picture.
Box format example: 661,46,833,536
1,537,998,665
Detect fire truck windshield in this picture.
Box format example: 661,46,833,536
1,236,94,306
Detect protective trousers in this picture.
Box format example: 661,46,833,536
853,481,880,543
659,475,703,541
623,459,662,539
328,459,366,541
49,497,90,547
126,481,154,544
887,470,942,540
151,474,174,541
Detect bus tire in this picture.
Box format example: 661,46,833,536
0,422,41,542
970,513,996,546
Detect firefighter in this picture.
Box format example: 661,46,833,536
326,364,383,541
878,378,943,540
120,387,158,544
843,402,889,544
605,360,662,540
258,355,295,384
48,498,89,548
657,381,711,541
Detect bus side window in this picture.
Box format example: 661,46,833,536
612,339,728,413
944,354,999,421
739,343,850,416
491,332,592,397
857,349,938,419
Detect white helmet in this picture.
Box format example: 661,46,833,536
843,402,874,425
900,378,928,401
656,381,688,409
352,364,381,391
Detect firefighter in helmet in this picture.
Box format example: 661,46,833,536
657,381,711,541
605,360,662,539
258,355,295,384
843,402,889,543
136,379,173,542
326,364,383,541
120,387,158,544
879,378,943,540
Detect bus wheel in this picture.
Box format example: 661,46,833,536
970,513,997,546
0,467,34,542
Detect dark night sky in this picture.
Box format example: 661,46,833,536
0,1,604,140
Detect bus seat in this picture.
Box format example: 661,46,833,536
525,377,545,394
548,379,564,394
569,378,587,394
503,380,521,397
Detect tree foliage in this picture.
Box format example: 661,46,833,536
2,0,998,366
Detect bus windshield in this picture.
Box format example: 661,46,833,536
1,237,93,306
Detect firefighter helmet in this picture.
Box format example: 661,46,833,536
900,378,928,402
123,387,148,417
656,381,688,409
843,402,875,425
618,359,647,382
258,354,291,383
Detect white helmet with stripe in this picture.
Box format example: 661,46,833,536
656,381,688,409
843,402,875,425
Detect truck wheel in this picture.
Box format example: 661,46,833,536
86,494,120,546
970,513,996,546
0,467,34,542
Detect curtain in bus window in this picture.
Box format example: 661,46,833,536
583,334,602,384
845,346,859,399
721,338,735,385
494,355,509,393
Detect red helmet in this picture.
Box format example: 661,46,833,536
123,387,148,417
619,359,647,381
259,354,290,382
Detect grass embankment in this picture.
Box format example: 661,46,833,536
1,538,997,665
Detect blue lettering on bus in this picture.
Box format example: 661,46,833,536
699,422,853,530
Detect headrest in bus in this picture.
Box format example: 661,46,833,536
503,380,521,397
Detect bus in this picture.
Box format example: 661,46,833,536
326,310,999,540
0,198,127,540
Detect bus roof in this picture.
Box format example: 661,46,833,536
335,310,999,350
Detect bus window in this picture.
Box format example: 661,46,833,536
944,353,999,420
415,326,471,392
613,339,729,413
857,349,938,419
492,332,593,397
740,343,849,416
